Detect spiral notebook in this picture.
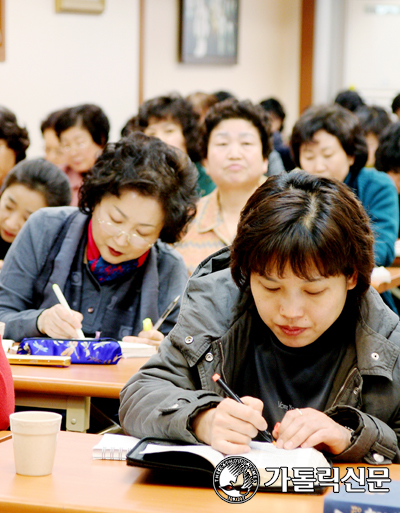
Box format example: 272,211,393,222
92,434,140,461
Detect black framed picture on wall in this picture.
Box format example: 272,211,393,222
179,0,239,64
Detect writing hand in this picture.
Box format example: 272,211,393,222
37,304,83,339
272,407,352,454
123,329,164,347
192,396,268,455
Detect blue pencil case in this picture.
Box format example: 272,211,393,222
17,337,122,365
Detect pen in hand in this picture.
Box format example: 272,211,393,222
212,373,274,444
52,283,85,339
143,295,180,333
153,295,180,331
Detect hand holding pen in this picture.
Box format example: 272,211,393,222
212,374,274,443
192,375,271,455
123,295,181,348
37,284,84,339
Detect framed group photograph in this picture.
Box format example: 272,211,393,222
55,0,105,14
179,0,239,64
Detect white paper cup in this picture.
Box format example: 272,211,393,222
9,411,62,476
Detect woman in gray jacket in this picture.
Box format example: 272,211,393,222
120,171,400,464
0,133,197,343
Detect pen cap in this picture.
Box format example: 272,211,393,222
142,318,153,331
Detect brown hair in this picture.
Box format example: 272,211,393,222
290,104,368,179
231,170,374,309
202,98,272,160
79,132,198,243
131,94,202,162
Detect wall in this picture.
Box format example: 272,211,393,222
0,0,302,157
343,0,400,108
313,0,346,105
0,0,139,157
143,0,302,137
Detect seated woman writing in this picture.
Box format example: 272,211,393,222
120,171,400,464
0,133,197,343
0,158,71,268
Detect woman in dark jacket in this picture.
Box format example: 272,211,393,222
120,171,400,464
0,133,197,343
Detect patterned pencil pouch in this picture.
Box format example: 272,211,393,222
17,338,122,365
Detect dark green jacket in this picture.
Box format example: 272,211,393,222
120,248,400,464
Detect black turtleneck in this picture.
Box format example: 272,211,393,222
0,236,12,261
234,301,356,432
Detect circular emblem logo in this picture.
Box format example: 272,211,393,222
213,456,260,503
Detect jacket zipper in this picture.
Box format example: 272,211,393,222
217,339,227,384
330,367,359,408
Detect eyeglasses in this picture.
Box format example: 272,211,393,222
97,215,155,249
60,139,91,153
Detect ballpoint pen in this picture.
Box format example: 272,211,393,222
212,373,274,443
143,295,180,332
52,283,85,339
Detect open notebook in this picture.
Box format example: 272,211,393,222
119,341,156,358
126,437,331,493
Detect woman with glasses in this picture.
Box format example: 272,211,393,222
0,133,197,344
55,104,110,206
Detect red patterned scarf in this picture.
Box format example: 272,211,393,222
87,219,149,283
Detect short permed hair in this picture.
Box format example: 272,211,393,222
354,105,392,137
290,104,368,178
375,121,400,174
1,158,71,206
231,171,374,310
79,132,199,243
131,93,202,162
54,104,110,147
0,106,30,163
202,98,273,159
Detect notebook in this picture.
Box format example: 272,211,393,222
126,437,331,493
119,341,157,358
92,433,140,460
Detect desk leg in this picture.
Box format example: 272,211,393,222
15,392,90,433
66,396,90,432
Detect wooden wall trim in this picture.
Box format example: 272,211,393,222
299,0,315,114
0,0,5,62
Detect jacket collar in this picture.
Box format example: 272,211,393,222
170,249,400,379
355,287,400,380
170,248,238,366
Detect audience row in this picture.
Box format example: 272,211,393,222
1,88,400,462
